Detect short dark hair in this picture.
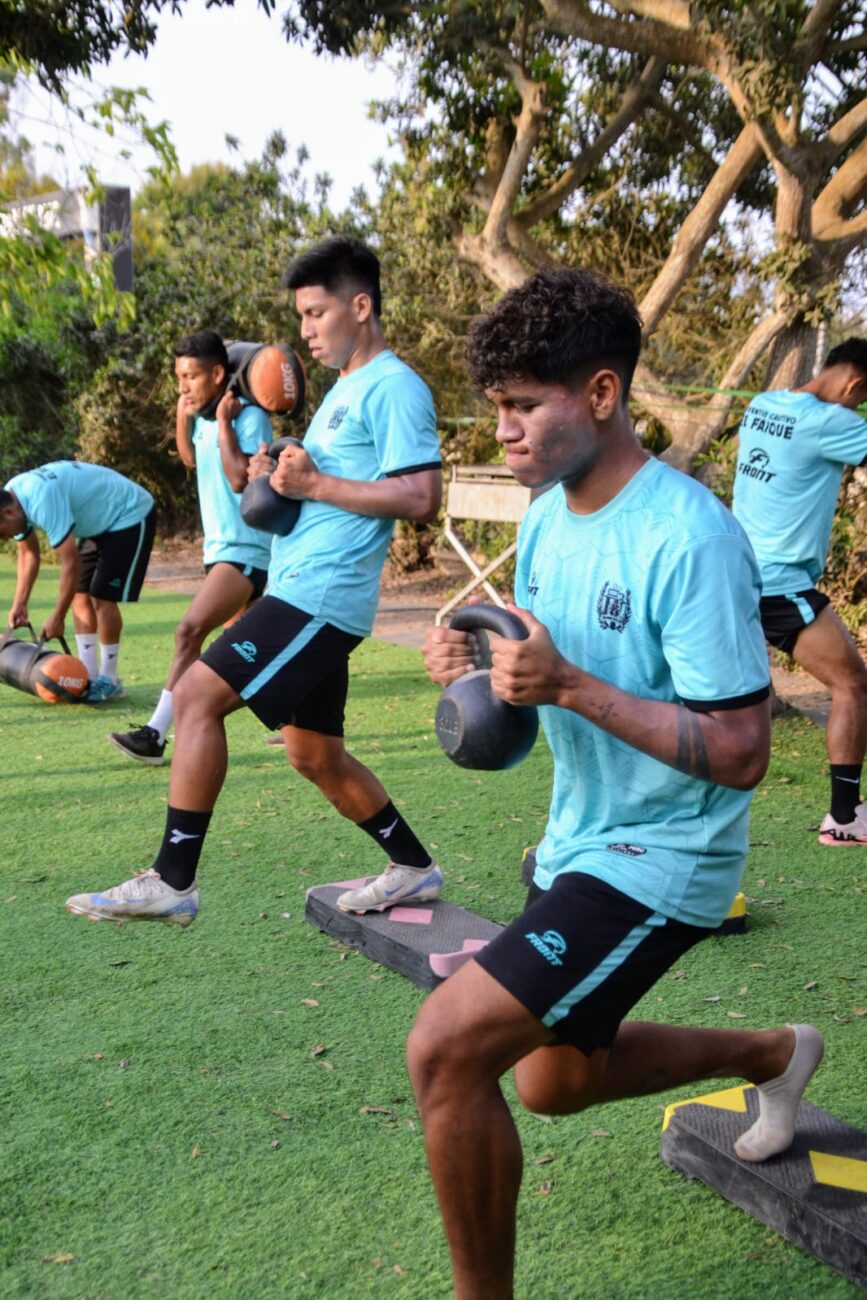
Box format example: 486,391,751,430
282,236,382,317
824,337,867,378
467,268,643,398
0,489,14,510
173,329,229,371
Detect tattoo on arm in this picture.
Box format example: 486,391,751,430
674,706,711,781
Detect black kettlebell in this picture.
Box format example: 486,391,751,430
239,436,304,536
435,605,539,771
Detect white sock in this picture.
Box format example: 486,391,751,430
734,1024,825,1162
100,643,120,683
148,690,174,743
75,635,99,678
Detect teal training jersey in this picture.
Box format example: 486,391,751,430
267,349,440,637
193,401,273,569
520,458,769,928
732,389,867,595
6,461,153,548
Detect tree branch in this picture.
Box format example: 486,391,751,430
639,123,763,335
813,130,867,234
518,56,665,228
483,54,547,250
540,1,705,65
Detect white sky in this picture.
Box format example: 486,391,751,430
10,0,400,207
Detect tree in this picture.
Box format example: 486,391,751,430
284,1,867,469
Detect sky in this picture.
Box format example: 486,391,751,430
11,0,401,208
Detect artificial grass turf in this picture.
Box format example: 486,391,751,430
0,562,864,1298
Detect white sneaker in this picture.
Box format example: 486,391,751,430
65,869,200,926
818,803,867,845
336,862,444,914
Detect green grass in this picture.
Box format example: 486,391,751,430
0,556,864,1298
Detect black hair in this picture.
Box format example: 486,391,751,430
282,236,382,317
467,268,643,398
0,489,14,510
173,329,229,372
824,338,867,378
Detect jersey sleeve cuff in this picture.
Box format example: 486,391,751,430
682,684,770,713
384,461,442,478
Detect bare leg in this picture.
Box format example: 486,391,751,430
410,961,822,1300
169,660,245,810
281,726,390,822
165,564,255,691
793,605,867,765
71,592,97,635
92,597,123,647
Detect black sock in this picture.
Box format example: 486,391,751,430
830,764,862,823
357,800,432,868
152,807,212,891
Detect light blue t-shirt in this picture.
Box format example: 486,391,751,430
520,458,769,928
5,462,153,548
193,401,273,569
267,349,440,637
732,389,867,595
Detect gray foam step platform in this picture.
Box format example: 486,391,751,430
660,1084,867,1287
305,881,503,990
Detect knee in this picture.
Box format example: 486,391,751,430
406,1008,468,1112
174,615,206,658
174,665,218,723
283,738,344,789
513,1051,601,1117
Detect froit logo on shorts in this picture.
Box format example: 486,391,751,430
524,929,567,967
232,640,258,662
108,577,121,588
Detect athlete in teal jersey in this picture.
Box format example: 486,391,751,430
192,400,272,571
5,461,152,546
416,268,824,1297
267,348,438,636
732,341,867,844
67,239,444,927
0,461,155,699
519,457,768,927
107,331,275,764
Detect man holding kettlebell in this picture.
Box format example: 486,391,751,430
67,237,444,926
413,268,824,1298
107,330,273,765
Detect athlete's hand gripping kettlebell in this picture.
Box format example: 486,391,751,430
435,605,539,770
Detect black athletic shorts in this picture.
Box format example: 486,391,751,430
76,506,157,602
200,595,362,733
204,560,269,600
759,588,830,656
475,873,709,1056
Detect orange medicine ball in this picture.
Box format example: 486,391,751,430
33,654,90,703
242,344,306,417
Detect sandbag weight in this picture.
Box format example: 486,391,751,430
434,605,539,770
239,435,304,536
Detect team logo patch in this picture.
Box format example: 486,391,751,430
606,843,647,857
232,640,258,663
525,929,567,967
597,581,632,633
738,448,776,483
328,404,349,431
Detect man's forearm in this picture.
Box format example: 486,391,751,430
300,469,441,522
552,665,768,791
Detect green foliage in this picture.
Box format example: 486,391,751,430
0,569,864,1297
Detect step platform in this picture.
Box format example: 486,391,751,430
520,846,748,933
304,878,504,990
660,1084,867,1287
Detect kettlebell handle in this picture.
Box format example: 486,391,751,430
267,435,304,460
449,604,529,642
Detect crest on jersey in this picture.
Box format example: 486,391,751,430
597,581,632,633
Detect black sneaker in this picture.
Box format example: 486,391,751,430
107,724,167,766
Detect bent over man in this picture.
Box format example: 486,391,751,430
732,339,867,844
414,269,824,1300
66,236,444,925
108,330,273,765
0,461,155,701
